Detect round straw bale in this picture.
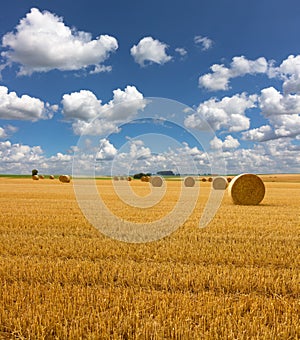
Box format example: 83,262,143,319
201,178,207,182
49,175,55,179
228,173,265,205
208,177,213,182
119,176,124,180
113,176,119,181
227,177,232,183
127,176,132,181
212,176,228,190
141,176,150,182
59,175,71,183
184,176,195,187
150,176,163,187
39,175,44,179
32,175,39,180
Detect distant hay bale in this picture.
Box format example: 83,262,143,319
228,173,265,205
32,175,39,180
119,176,124,180
184,176,195,187
212,176,228,190
208,177,213,182
113,176,119,181
59,175,71,183
201,178,207,182
39,175,44,179
127,176,132,181
141,176,150,182
150,176,163,187
49,175,55,179
227,177,232,183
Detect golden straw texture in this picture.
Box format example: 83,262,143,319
228,173,265,205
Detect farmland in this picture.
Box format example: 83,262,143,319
0,176,299,339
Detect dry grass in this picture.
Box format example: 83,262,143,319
0,176,299,339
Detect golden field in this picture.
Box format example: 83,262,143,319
0,175,299,339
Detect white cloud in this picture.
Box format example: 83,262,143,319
62,85,146,135
242,125,275,142
72,119,120,136
128,140,151,160
175,48,187,57
194,35,213,50
199,56,269,91
0,127,7,139
1,8,118,76
0,86,57,121
276,55,300,94
130,36,172,66
96,138,117,161
259,86,300,116
184,92,257,132
210,135,240,150
0,124,18,139
62,90,102,121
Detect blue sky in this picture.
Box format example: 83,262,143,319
0,0,300,175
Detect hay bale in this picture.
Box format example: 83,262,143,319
39,175,44,179
208,177,213,182
141,176,150,182
184,176,195,187
228,173,265,205
212,176,228,190
150,176,163,187
201,178,207,182
32,175,39,180
59,175,71,183
49,175,55,179
227,177,232,183
127,176,132,181
113,176,119,181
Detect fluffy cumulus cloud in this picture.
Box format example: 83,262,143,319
242,125,275,142
184,92,257,132
194,35,213,50
0,86,57,121
276,55,300,94
0,125,18,139
175,48,187,57
62,85,146,135
0,139,76,174
96,138,117,161
1,8,118,75
259,87,300,116
210,135,240,150
199,56,269,91
242,86,300,141
130,36,172,66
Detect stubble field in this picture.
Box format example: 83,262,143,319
0,175,299,339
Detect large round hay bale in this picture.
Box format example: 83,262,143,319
150,176,163,187
49,175,55,179
228,173,265,205
32,175,39,180
208,177,213,182
59,175,71,183
127,176,132,181
184,176,195,187
39,175,44,179
201,178,207,182
212,176,228,190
